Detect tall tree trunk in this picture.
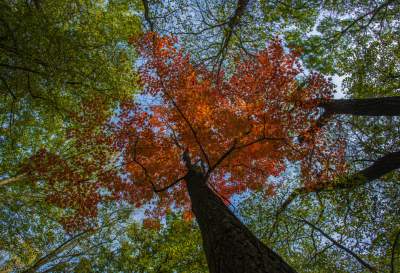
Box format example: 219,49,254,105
185,169,297,273
320,97,400,116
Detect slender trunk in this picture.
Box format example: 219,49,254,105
321,97,400,116
185,169,297,273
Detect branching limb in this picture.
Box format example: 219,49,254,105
272,150,400,234
206,136,284,179
153,176,186,193
207,139,237,177
162,88,211,168
333,0,394,39
22,230,93,273
214,0,250,74
298,217,376,272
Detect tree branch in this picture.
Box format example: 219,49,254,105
333,0,394,39
0,174,26,187
207,136,285,178
214,0,250,73
298,217,376,272
207,139,237,175
274,150,400,226
153,176,186,193
320,96,400,116
22,230,92,273
162,89,211,168
0,63,44,75
141,0,154,31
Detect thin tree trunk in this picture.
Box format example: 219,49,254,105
321,97,400,116
185,169,297,273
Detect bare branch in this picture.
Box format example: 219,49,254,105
298,217,376,272
0,174,26,187
141,0,154,31
22,230,93,273
154,176,186,193
214,0,250,74
274,150,400,230
332,0,394,40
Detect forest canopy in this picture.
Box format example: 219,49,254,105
0,0,399,272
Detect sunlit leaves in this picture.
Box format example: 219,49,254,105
114,33,343,219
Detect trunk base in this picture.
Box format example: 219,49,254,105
186,170,297,273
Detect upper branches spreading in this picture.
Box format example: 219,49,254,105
113,33,343,217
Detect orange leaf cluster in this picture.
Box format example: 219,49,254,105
113,33,342,218
23,96,126,231
23,33,346,229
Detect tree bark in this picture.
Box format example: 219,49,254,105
320,97,400,116
185,169,297,273
355,150,400,183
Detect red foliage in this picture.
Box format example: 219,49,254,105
23,33,346,230
113,33,344,218
143,218,161,230
22,96,126,231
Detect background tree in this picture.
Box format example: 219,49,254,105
0,0,141,181
1,200,206,273
0,0,142,222
238,169,399,272
85,213,207,273
0,0,142,269
140,0,320,72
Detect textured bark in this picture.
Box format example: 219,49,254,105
356,150,400,183
185,169,297,273
321,97,400,116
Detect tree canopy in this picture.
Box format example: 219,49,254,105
1,0,399,272
0,0,141,175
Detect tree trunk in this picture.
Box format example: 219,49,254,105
185,169,297,273
321,97,400,116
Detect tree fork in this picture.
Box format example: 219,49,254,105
185,169,297,273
